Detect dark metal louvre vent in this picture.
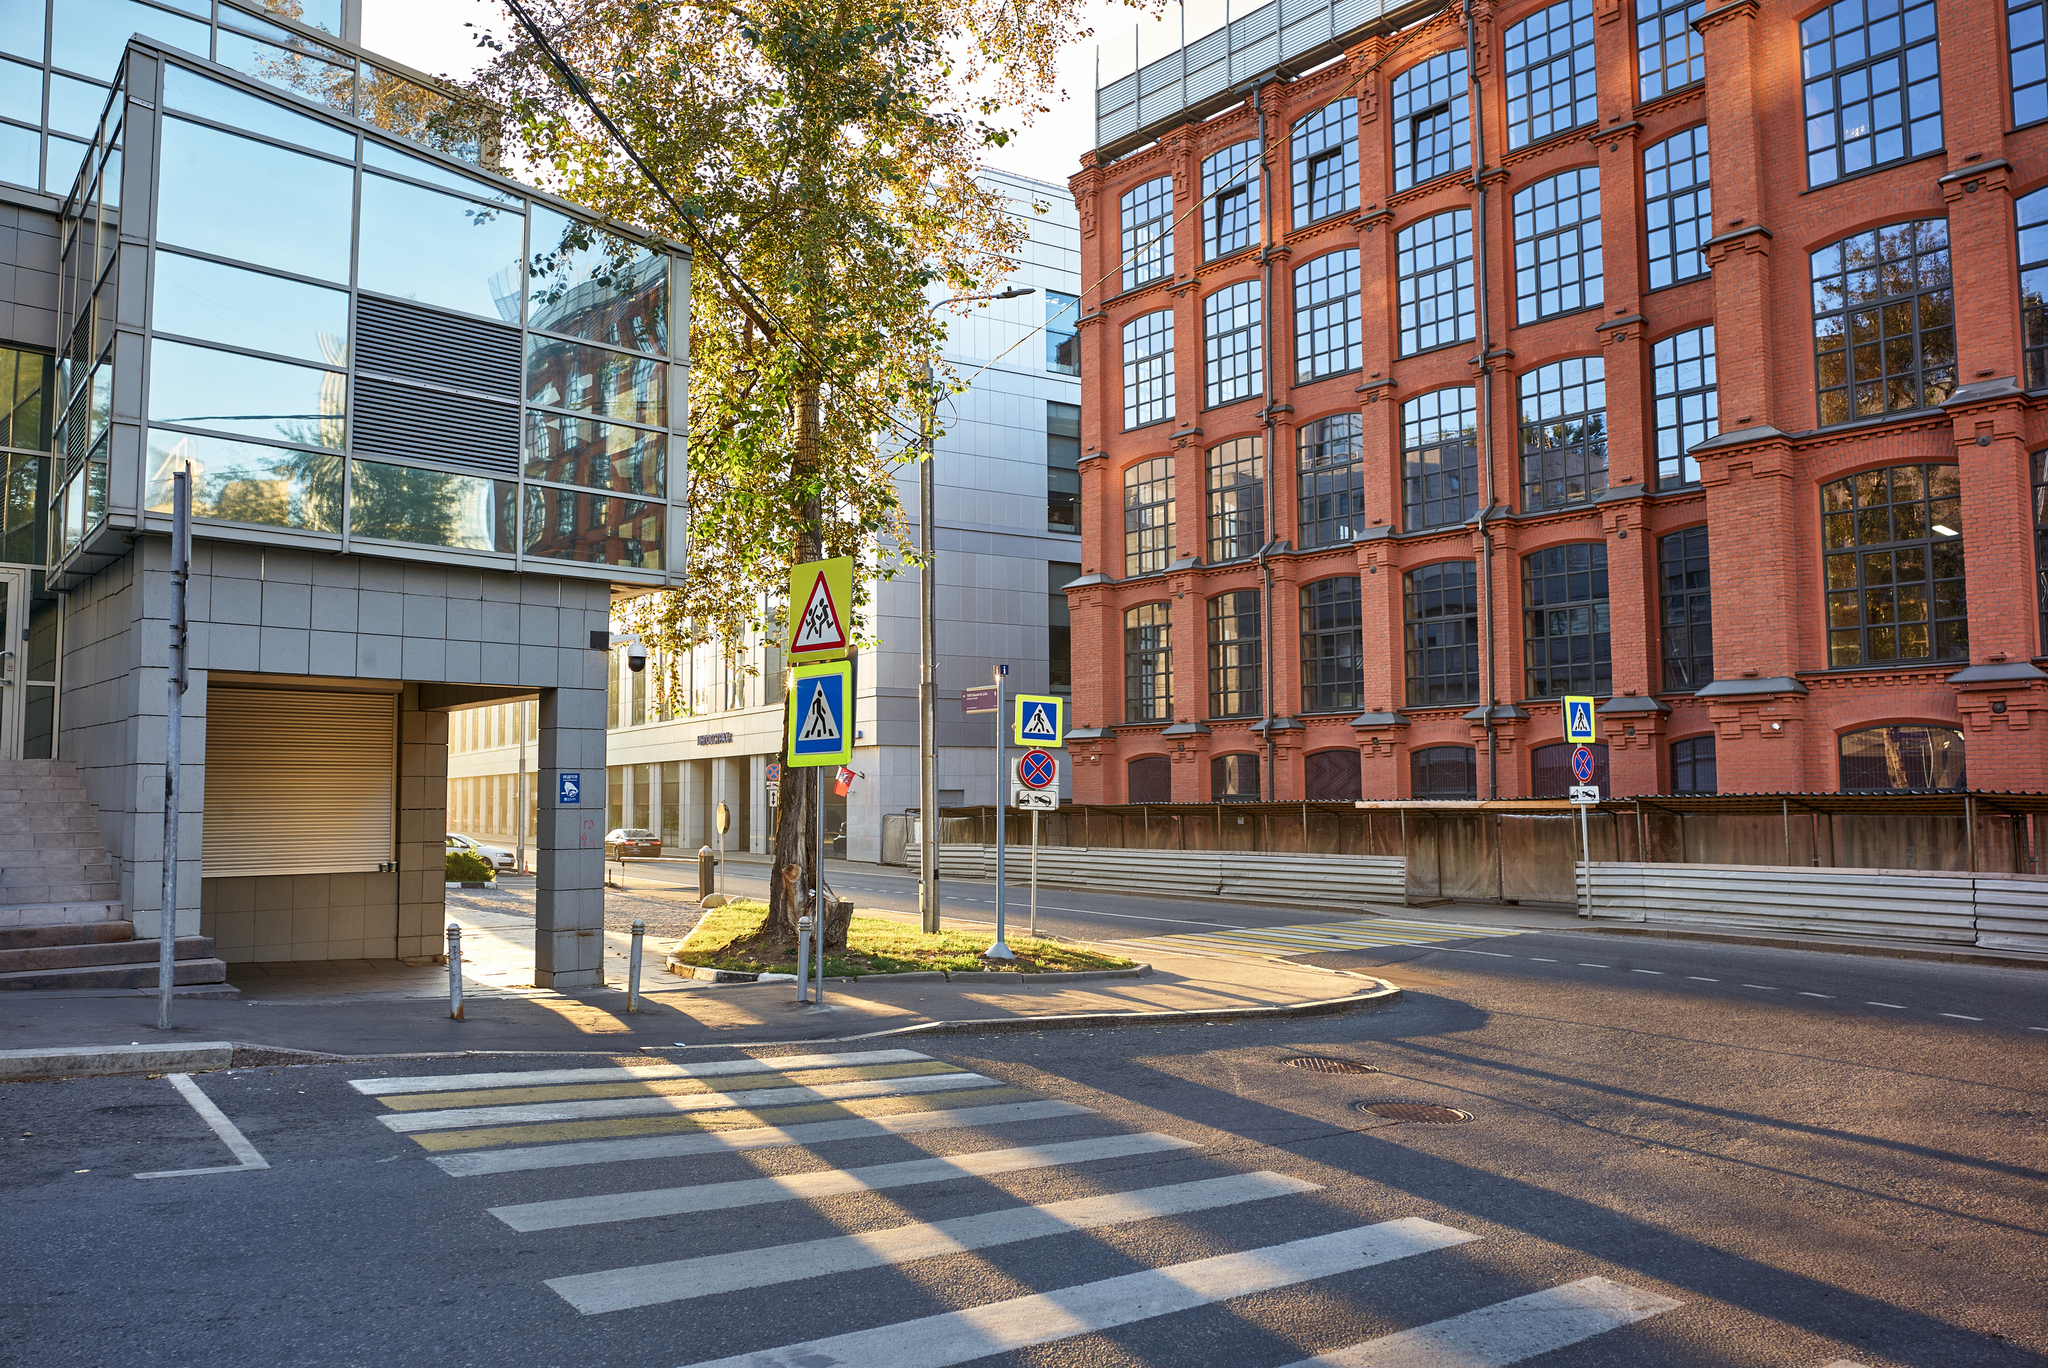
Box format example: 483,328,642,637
351,375,520,477
354,294,522,400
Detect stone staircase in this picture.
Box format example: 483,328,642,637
0,759,229,992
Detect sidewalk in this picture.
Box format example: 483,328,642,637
0,881,1397,1072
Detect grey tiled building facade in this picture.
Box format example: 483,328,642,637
0,1,688,986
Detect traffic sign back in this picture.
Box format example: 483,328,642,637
1012,694,1066,747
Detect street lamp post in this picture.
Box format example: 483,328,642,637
920,284,1034,934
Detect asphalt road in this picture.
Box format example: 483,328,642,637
5,907,2043,1367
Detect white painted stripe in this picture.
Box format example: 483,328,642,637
380,1071,998,1134
1445,949,1514,957
1630,969,1664,975
1742,984,1777,990
133,1074,271,1180
1799,992,1833,998
430,1099,1095,1177
1529,958,1557,962
493,1132,1200,1231
559,1171,1321,1315
1687,976,1718,982
1867,1002,1905,1009
1578,963,1609,968
1940,1013,1983,1021
349,1048,931,1096
1273,1276,1681,1367
1820,1360,1878,1367
675,1217,1475,1368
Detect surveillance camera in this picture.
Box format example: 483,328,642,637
626,640,647,673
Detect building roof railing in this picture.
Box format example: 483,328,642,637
1093,0,1445,160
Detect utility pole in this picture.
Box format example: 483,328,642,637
919,360,940,933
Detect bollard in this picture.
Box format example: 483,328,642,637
796,915,813,1004
698,845,716,900
446,923,464,1021
627,919,644,1013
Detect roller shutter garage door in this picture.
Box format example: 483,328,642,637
202,687,397,878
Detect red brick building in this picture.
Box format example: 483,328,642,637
1063,0,2048,803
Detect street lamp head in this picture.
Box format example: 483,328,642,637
996,286,1036,299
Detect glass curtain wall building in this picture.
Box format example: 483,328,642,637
0,8,690,989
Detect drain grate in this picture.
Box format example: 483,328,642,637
1354,1101,1472,1124
1282,1055,1379,1074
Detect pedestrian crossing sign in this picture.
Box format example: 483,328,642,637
1564,695,1597,745
788,556,853,662
1012,693,1066,748
787,661,852,766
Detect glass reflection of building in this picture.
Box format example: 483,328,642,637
33,21,686,591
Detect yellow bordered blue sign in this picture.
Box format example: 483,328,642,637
1564,695,1597,745
787,660,852,766
1012,694,1066,748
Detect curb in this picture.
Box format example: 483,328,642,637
1583,923,2048,970
670,963,1155,987
644,978,1403,1046
0,1040,237,1083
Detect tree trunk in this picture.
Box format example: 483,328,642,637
769,371,826,940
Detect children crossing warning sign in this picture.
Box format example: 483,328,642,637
1011,694,1067,748
787,661,852,766
788,557,853,661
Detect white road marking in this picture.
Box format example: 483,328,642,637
349,1049,931,1096
1445,949,1515,958
2031,1027,2048,1032
430,1099,1094,1176
1630,969,1664,975
492,1132,1199,1231
1687,976,1718,982
1529,958,1557,962
1577,963,1609,968
1273,1276,1682,1367
1820,1360,1878,1367
673,1217,1477,1367
557,1171,1320,1314
134,1074,271,1180
380,1071,999,1134
1867,1002,1906,1009
1742,984,1777,990
1799,992,1833,998
1940,1013,1983,1021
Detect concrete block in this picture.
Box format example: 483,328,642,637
258,626,310,674
402,594,447,638
402,637,447,679
310,586,360,630
260,581,311,625
357,634,401,677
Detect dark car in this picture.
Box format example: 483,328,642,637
605,828,662,859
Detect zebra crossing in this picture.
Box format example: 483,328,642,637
350,1046,1684,1366
1116,915,1522,961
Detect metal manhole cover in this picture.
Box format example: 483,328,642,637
1354,1101,1472,1124
1282,1055,1379,1074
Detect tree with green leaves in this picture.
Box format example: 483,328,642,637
469,0,1090,936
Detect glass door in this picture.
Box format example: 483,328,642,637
0,567,57,760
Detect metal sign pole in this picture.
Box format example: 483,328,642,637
989,667,1013,960
1578,801,1591,919
158,465,190,1031
814,765,826,1003
1030,807,1039,940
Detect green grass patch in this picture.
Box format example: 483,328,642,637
670,899,1134,978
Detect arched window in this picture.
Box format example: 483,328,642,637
1127,755,1171,803
1300,577,1364,713
1512,168,1602,323
1413,746,1477,799
1532,741,1607,798
1523,543,1611,697
1124,603,1173,722
1211,753,1260,800
1203,282,1262,408
1306,748,1362,801
1799,0,1941,187
1637,0,1705,100
1205,437,1264,562
1397,211,1474,357
1671,735,1716,793
1821,463,1966,666
1405,561,1480,706
1517,357,1606,511
1403,387,1478,529
1297,412,1364,549
1207,591,1261,718
1839,725,1965,791
1391,50,1470,191
1504,0,1597,148
1122,455,1175,577
1291,99,1358,225
1812,221,1954,426
1120,176,1173,290
1202,140,1260,259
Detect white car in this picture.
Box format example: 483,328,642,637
447,833,517,871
